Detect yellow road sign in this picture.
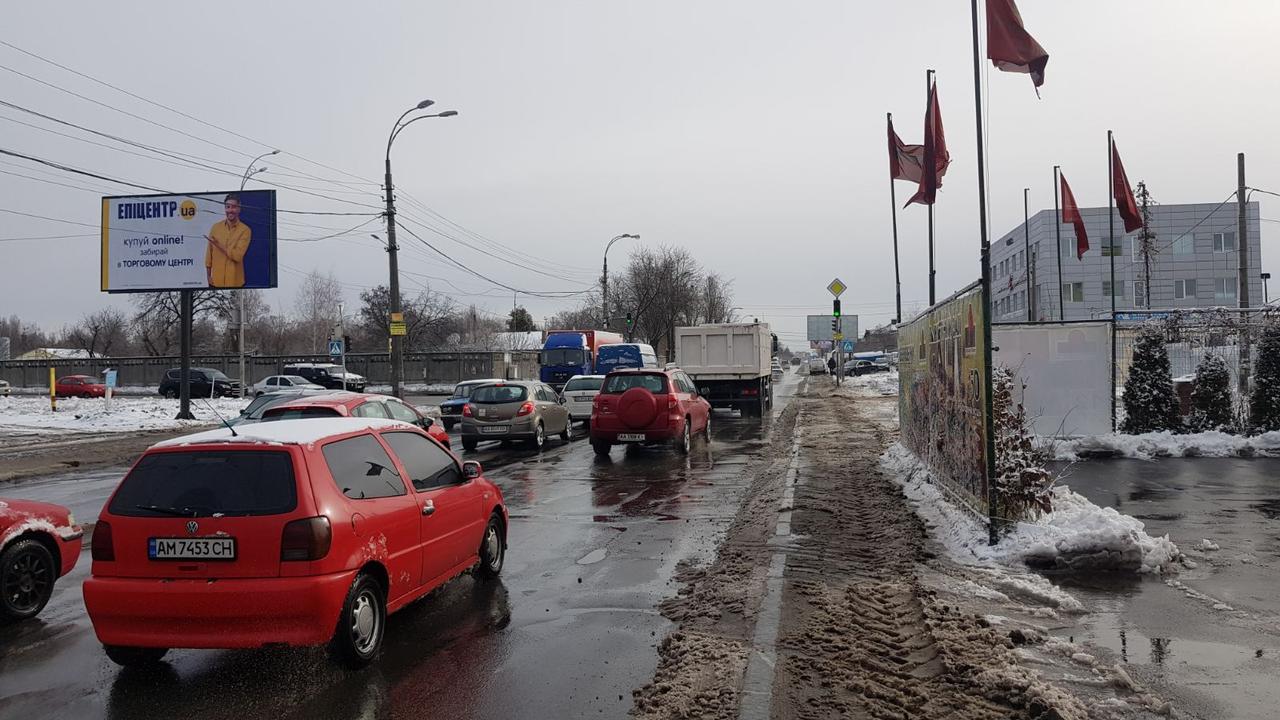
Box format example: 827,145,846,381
827,278,847,297
833,332,844,341
390,321,407,337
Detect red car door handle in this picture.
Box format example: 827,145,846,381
421,501,436,516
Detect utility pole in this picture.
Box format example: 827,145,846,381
1238,152,1251,395
1135,182,1157,309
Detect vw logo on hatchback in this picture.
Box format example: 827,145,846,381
186,520,199,536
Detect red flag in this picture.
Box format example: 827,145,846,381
986,0,1049,91
905,83,950,207
1111,141,1143,233
1060,172,1088,259
888,115,924,184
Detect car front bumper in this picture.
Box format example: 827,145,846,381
83,569,356,649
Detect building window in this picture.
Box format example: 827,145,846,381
1102,280,1126,298
1172,235,1194,254
1174,279,1197,300
1134,280,1148,308
1063,282,1084,302
1101,236,1125,257
1213,232,1236,252
1215,277,1237,302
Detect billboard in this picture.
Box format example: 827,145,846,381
806,314,858,343
101,190,277,293
897,281,990,517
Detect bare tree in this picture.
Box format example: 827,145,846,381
130,291,226,356
66,307,129,358
356,284,457,352
293,270,344,353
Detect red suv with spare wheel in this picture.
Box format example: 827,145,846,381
83,417,507,669
589,368,711,456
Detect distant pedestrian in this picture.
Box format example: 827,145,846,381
827,355,837,377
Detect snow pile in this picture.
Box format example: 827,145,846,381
882,443,1180,574
847,370,898,396
1050,430,1280,460
0,396,242,433
367,383,456,395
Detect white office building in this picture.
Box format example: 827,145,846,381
990,201,1264,322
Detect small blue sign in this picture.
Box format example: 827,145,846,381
104,369,118,388
842,339,855,353
328,339,344,357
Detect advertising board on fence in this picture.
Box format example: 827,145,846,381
994,321,1112,437
897,281,991,516
101,190,278,293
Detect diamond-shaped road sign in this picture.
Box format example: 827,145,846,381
827,278,847,297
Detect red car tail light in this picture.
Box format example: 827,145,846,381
91,520,114,561
462,403,473,417
742,388,759,397
516,401,535,417
281,516,332,561
668,395,680,411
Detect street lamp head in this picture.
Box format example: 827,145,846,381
416,99,435,110
436,110,459,117
269,149,281,156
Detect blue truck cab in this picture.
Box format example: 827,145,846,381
539,330,623,390
595,343,660,373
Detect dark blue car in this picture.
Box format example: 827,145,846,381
438,378,504,430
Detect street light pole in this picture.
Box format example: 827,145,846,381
384,101,457,399
237,150,278,398
602,233,639,328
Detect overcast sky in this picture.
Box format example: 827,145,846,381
3,1,1280,350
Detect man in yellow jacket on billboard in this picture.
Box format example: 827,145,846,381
205,193,251,288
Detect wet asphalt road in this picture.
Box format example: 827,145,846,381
1052,459,1280,720
0,375,802,720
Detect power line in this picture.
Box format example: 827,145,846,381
395,212,594,285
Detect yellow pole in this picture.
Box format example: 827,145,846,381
49,366,57,412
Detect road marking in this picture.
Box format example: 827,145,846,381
738,415,803,720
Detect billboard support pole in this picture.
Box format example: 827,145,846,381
177,289,194,420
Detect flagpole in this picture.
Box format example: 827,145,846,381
970,0,997,544
889,112,902,324
1108,130,1118,432
927,68,937,306
1024,187,1032,321
1054,165,1064,321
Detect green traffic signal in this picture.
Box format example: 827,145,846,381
833,298,841,317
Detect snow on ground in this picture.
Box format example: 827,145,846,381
882,443,1181,575
846,369,898,396
0,396,242,433
1048,430,1280,460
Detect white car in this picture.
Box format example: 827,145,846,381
808,356,828,375
771,360,784,380
251,375,326,397
0,379,9,396
561,374,605,423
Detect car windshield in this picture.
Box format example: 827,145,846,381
602,374,668,394
201,369,231,381
563,377,604,392
283,375,312,384
261,407,342,421
543,348,585,366
470,385,529,404
108,450,296,517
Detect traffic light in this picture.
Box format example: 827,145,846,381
831,318,839,334
625,312,633,329
833,298,841,318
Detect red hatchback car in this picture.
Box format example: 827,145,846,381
84,417,507,668
0,498,83,622
589,368,712,456
55,375,106,398
260,392,450,447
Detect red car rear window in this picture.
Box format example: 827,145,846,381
109,451,297,517
601,374,668,394
261,407,342,421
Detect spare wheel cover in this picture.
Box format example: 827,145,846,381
618,387,659,428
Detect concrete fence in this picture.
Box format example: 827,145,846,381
0,351,541,389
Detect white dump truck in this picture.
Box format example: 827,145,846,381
675,322,774,417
